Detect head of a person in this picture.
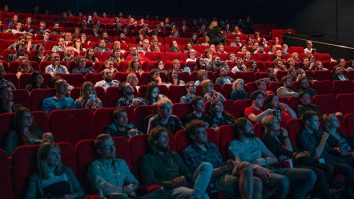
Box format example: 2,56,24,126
232,78,245,91
201,79,213,93
129,46,137,56
233,118,255,139
112,108,129,128
197,70,208,81
14,107,35,132
250,90,264,108
0,86,14,103
101,69,113,82
18,61,32,73
188,49,196,58
80,81,95,100
155,60,165,70
104,60,114,69
55,79,69,95
157,98,173,118
262,114,281,135
303,57,309,66
298,91,311,105
145,82,159,100
217,67,227,76
281,76,293,88
148,126,170,153
306,40,313,49
120,83,135,99
186,120,208,144
129,58,141,71
323,113,340,130
94,134,116,160
302,111,320,131
263,94,280,110
183,80,195,94
51,52,61,65
338,58,346,67
191,96,205,112
209,100,224,115
37,142,64,178
30,71,44,86
76,56,86,68
126,73,139,87
172,59,181,71
298,77,309,88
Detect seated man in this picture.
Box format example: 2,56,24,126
297,77,316,96
277,76,299,98
45,52,69,76
332,66,349,81
41,79,75,113
87,134,138,197
104,108,141,137
140,126,212,199
93,39,110,52
182,96,211,127
116,83,145,108
95,69,120,91
244,90,273,123
182,120,263,199
298,111,354,197
297,91,323,117
215,67,233,86
147,98,184,134
180,81,197,103
229,118,317,199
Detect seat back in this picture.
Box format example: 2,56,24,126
49,109,96,144
286,119,303,148
93,107,134,134
0,149,14,199
312,94,338,114
13,89,30,109
105,86,121,107
345,113,354,138
133,105,158,132
172,103,193,118
312,80,332,95
168,85,187,103
332,80,354,94
336,93,354,114
0,112,14,148
217,125,234,160
30,88,56,110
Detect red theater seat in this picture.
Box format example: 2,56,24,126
217,125,234,160
336,93,354,114
93,107,134,134
345,113,354,138
133,105,158,132
0,113,14,149
312,80,333,95
30,88,56,110
172,103,193,118
49,109,96,144
59,73,84,87
13,89,30,109
332,80,354,94
0,149,14,199
312,94,338,114
168,85,187,103
286,119,303,148
313,70,332,81
105,86,121,107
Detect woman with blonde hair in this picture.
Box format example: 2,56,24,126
201,79,225,101
230,78,249,100
75,81,102,110
25,142,85,198
126,58,143,74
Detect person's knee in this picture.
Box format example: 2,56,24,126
278,176,290,191
239,162,253,176
306,170,317,185
199,162,213,174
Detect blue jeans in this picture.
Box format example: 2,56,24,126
170,162,213,199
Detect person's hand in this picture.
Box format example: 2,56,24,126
322,132,330,140
226,159,237,169
264,108,274,115
280,128,289,137
171,176,186,187
123,184,134,194
128,128,139,136
253,165,272,183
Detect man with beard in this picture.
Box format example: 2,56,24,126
45,52,69,77
182,120,263,199
95,69,120,91
140,126,212,199
87,134,139,197
229,118,317,199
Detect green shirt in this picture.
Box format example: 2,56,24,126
140,151,192,185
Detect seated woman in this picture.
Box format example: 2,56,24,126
194,69,208,86
4,107,53,155
16,60,34,79
41,79,75,113
126,73,140,91
25,71,48,92
85,48,99,63
75,81,102,111
116,83,145,108
255,78,273,96
207,100,235,128
324,113,354,155
201,79,226,101
149,68,164,85
153,60,168,74
143,82,166,105
261,115,332,199
104,108,141,137
263,94,297,124
126,58,144,74
30,45,49,63
72,56,95,75
25,142,85,198
166,70,185,86
169,40,180,52
0,85,16,114
230,78,249,100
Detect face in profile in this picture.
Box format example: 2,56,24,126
46,147,61,167
155,130,169,151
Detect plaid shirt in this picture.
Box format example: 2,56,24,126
182,142,224,172
180,93,196,103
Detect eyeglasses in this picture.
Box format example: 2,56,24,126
100,144,116,150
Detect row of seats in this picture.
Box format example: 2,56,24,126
2,112,354,198
2,92,354,147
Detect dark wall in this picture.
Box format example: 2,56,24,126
293,0,354,44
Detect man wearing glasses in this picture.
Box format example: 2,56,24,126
45,52,69,76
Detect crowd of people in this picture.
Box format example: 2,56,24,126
1,8,354,199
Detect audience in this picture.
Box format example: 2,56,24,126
207,100,235,128
180,81,197,103
25,71,48,91
94,69,120,90
45,52,69,76
263,94,297,124
0,63,16,90
297,91,323,117
230,78,249,100
201,79,226,101
244,90,273,123
277,76,299,98
116,83,145,108
0,85,16,114
104,109,141,137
